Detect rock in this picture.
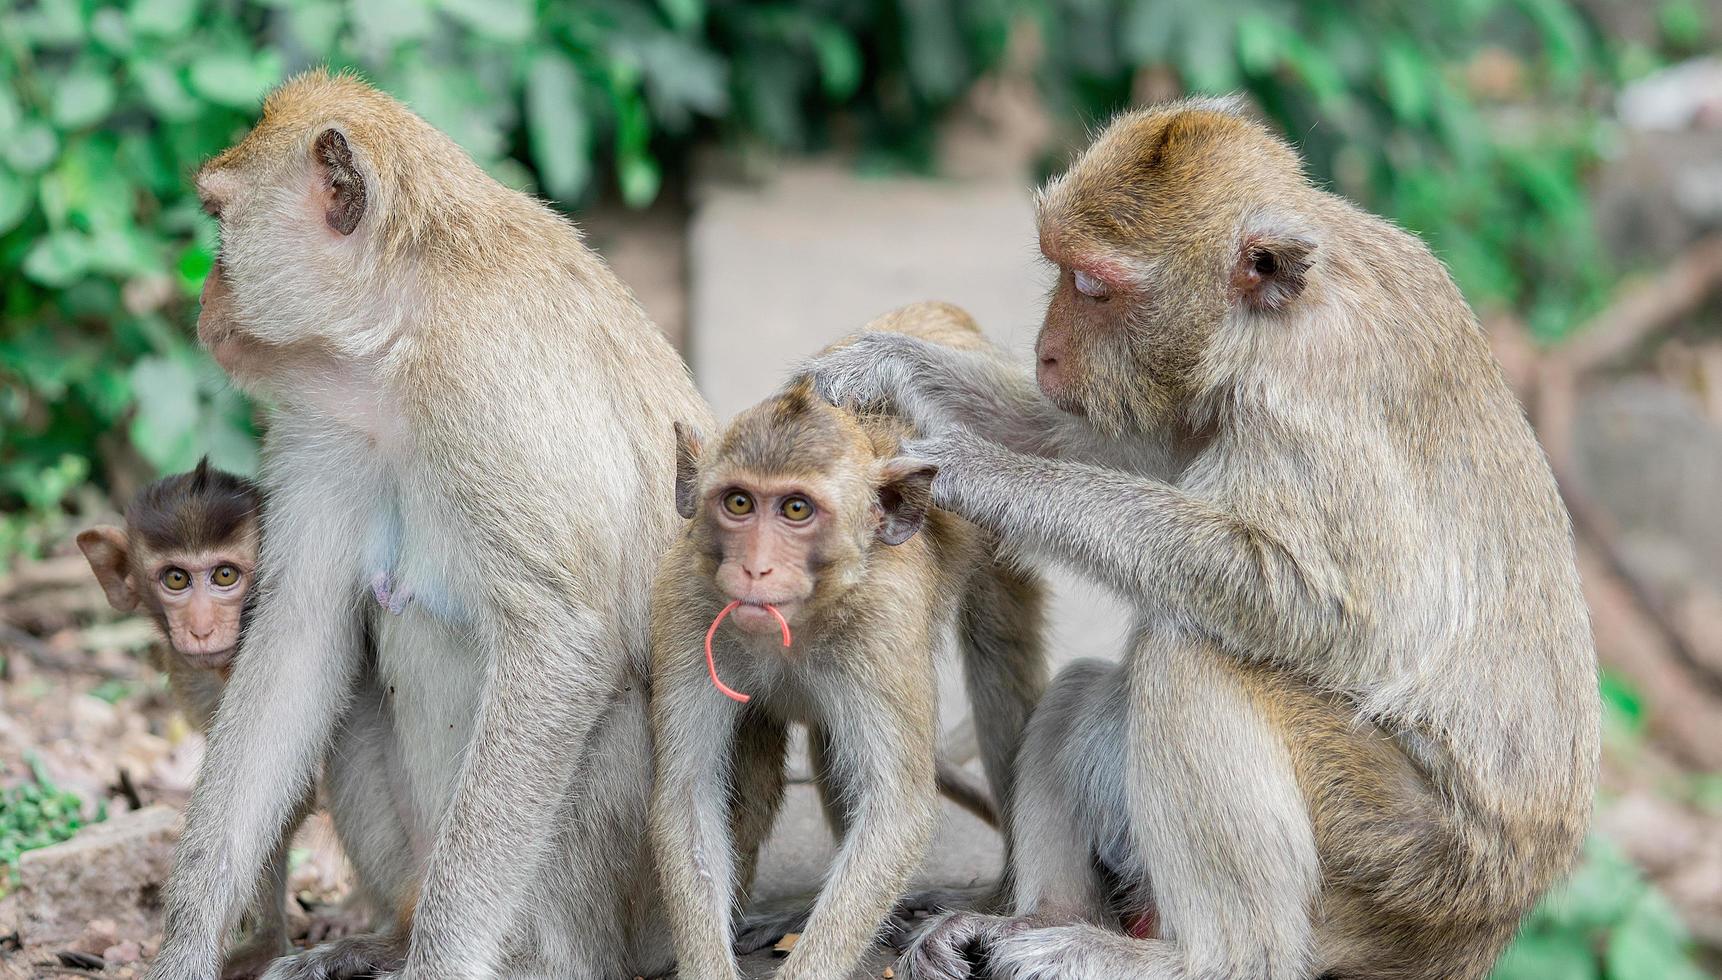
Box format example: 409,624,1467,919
15,805,181,950
104,940,144,966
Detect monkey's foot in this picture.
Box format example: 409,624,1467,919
303,902,373,944
880,883,1000,951
897,912,1030,980
259,933,405,980
221,935,291,980
732,900,813,955
369,572,411,616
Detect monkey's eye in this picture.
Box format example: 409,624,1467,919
1072,269,1110,301
781,496,815,522
1252,249,1278,277
162,568,190,591
723,491,755,516
212,565,240,587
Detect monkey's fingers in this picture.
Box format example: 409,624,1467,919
258,933,405,980
731,900,814,956
896,912,1019,980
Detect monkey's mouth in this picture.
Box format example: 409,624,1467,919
176,646,237,671
729,599,801,635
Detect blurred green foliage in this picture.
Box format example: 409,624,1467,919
0,0,1676,556
1495,837,1711,980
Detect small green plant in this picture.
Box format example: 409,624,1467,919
0,756,103,894
1494,836,1710,980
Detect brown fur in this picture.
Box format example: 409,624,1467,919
808,102,1597,980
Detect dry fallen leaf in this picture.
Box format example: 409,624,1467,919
883,968,895,978
771,932,801,956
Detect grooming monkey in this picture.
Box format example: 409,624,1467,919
810,99,1598,980
77,461,414,979
147,70,711,980
650,303,1046,980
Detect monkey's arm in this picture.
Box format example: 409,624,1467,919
650,673,748,980
149,468,370,980
803,333,1068,456
905,431,1346,656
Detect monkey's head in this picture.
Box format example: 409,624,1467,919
673,384,936,635
77,459,262,671
193,70,479,375
1034,98,1318,434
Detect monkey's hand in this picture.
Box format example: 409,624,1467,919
896,911,1031,980
803,332,934,418
898,431,1012,523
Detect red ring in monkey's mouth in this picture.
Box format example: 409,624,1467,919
704,600,792,703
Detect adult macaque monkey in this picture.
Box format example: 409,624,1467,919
809,99,1598,980
650,303,1045,980
147,70,710,980
78,461,412,979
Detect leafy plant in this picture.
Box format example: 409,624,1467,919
0,755,102,894
1493,836,1710,980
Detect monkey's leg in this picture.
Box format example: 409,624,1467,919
728,715,790,897
262,680,418,980
901,638,1321,980
148,446,373,980
650,683,748,980
776,696,938,980
220,794,313,980
532,681,672,979
731,725,845,956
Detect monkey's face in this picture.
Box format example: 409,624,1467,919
678,396,936,634
1033,105,1316,435
146,550,254,667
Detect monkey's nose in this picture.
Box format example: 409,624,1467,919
744,566,773,579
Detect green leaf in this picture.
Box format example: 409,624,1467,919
4,123,60,175
1379,42,1431,122
437,0,532,42
525,51,591,202
128,0,196,37
22,230,95,287
130,60,202,122
189,50,284,109
1599,671,1644,734
0,170,31,235
51,70,117,130
1236,14,1283,77
812,24,862,100
1605,891,1705,980
1491,931,1599,980
658,0,704,31
128,356,202,472
619,154,660,208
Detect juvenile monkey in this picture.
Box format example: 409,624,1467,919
77,461,414,979
148,70,711,980
811,99,1598,979
650,304,1046,980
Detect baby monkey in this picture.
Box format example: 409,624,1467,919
78,460,408,979
79,461,302,976
650,304,1045,980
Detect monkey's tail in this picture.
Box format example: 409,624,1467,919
936,757,999,828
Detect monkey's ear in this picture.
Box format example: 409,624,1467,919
76,526,139,613
673,422,705,520
313,128,368,236
874,457,937,547
1233,232,1315,313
